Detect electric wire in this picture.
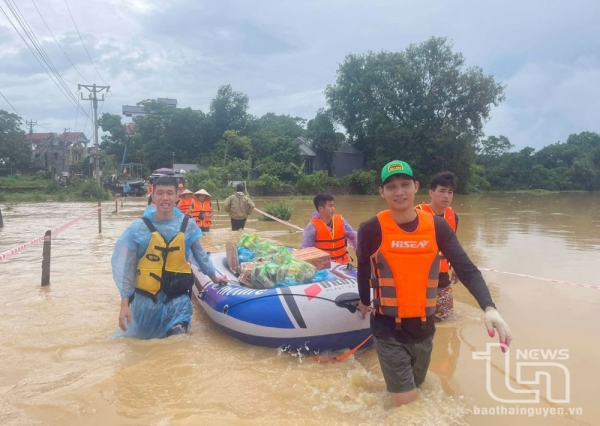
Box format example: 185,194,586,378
0,2,91,120
63,0,107,85
30,0,91,84
0,90,22,117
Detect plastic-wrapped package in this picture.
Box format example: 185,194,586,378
253,261,280,288
275,259,316,284
238,233,260,250
311,269,338,282
237,247,255,263
272,246,293,264
111,206,216,339
255,241,279,258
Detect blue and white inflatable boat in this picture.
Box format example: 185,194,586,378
191,251,373,353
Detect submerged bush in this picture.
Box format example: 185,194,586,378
344,169,378,194
260,201,293,221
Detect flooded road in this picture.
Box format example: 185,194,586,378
1,192,599,425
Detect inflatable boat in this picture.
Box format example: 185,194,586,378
191,251,373,353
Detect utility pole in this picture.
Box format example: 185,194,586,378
79,84,109,186
26,120,37,135
26,120,37,162
80,84,109,235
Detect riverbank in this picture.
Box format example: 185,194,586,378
0,176,110,202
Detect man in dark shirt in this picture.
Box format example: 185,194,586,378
356,160,511,407
415,171,460,321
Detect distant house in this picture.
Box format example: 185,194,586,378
28,132,88,177
294,137,364,177
122,98,178,118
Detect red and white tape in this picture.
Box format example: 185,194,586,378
0,207,101,262
479,268,599,291
254,207,304,231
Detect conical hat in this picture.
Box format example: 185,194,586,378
194,189,212,198
180,189,193,195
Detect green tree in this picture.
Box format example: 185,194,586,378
209,85,251,143
0,110,29,173
248,113,306,140
306,108,342,176
479,135,514,157
325,37,505,191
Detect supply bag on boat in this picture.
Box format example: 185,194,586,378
255,241,279,258
310,269,338,282
237,247,255,263
253,261,280,288
272,246,293,264
238,233,260,250
276,259,317,284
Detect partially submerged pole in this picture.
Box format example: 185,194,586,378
0,208,4,228
41,230,51,287
98,201,102,234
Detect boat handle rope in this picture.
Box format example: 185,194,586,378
478,268,599,290
198,287,359,314
0,207,102,262
253,207,304,231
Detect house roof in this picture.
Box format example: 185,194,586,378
294,137,362,157
294,137,316,157
122,105,145,117
59,132,88,142
336,142,362,155
157,98,177,106
26,132,55,141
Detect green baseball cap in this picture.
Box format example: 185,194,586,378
381,160,414,183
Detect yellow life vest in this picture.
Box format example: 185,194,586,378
135,216,193,302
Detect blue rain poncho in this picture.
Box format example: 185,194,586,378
111,206,216,339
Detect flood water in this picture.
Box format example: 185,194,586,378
1,192,599,425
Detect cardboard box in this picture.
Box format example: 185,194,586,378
226,242,240,274
238,262,254,287
292,247,331,271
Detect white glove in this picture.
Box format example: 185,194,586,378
484,308,512,352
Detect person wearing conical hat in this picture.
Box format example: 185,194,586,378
190,189,213,233
178,189,194,215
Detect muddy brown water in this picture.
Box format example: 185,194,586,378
0,193,599,425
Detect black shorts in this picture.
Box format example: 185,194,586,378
231,218,246,231
374,334,434,393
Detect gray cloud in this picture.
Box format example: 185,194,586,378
1,0,599,150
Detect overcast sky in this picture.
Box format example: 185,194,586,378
1,0,599,150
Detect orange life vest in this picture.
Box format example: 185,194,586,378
191,199,212,228
146,185,153,195
178,197,193,214
311,214,349,264
415,204,456,273
370,209,440,329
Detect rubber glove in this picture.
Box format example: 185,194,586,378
484,308,512,352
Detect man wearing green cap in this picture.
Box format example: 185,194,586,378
356,160,511,406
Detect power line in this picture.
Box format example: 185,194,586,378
0,90,21,117
64,0,107,85
4,0,74,85
0,1,91,119
30,0,91,84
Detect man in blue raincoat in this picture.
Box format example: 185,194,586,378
111,176,228,339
